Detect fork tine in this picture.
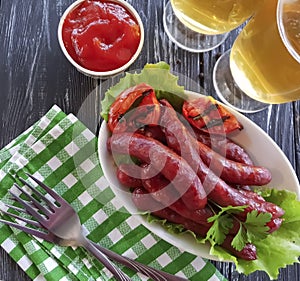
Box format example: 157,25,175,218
19,177,57,211
12,183,51,216
1,204,41,227
3,203,28,214
10,186,47,223
0,218,51,241
8,198,51,221
25,173,68,205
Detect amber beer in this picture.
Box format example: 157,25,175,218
170,0,262,35
230,0,300,104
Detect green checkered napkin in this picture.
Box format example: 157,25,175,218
0,105,226,281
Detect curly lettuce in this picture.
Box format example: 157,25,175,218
100,61,186,120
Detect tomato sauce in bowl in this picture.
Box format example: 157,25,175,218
58,0,144,77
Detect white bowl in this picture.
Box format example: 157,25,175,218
57,0,144,79
98,90,300,260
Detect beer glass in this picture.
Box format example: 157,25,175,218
163,0,262,53
213,0,300,113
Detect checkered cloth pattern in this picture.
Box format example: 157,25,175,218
0,105,226,281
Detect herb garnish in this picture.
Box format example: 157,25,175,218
206,204,272,251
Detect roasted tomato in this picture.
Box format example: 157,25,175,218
128,87,160,127
182,96,243,134
108,83,160,133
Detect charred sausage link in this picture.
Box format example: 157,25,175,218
197,140,272,186
210,176,281,215
141,166,213,225
266,217,284,234
131,186,166,211
116,163,143,188
198,167,284,223
158,100,284,221
159,100,204,174
132,187,257,260
138,125,167,144
108,132,207,210
141,164,181,207
222,235,257,261
231,187,284,232
193,128,253,165
237,188,266,203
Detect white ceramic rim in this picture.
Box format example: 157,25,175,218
57,0,145,78
277,0,300,64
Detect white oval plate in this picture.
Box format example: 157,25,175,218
98,91,300,261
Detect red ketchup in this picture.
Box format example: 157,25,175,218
62,0,141,72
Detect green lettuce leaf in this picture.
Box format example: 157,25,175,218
233,189,300,279
100,62,186,121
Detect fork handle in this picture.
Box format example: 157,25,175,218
83,239,132,281
90,240,188,281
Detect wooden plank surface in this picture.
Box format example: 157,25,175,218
0,0,299,280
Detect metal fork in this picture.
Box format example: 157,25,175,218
8,174,131,281
0,174,187,281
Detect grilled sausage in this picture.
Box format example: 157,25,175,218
197,140,272,186
108,132,207,210
116,163,143,188
141,165,213,225
193,128,253,165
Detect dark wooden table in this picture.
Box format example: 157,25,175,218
0,1,299,280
